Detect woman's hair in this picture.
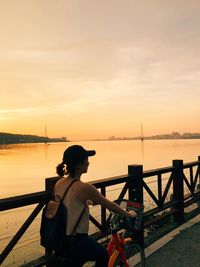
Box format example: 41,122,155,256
56,159,84,178
56,162,67,177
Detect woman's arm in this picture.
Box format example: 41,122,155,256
82,183,136,218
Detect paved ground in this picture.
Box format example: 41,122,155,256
145,214,200,267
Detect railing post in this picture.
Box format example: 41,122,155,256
101,187,107,232
128,165,144,204
198,156,200,186
45,176,60,192
45,177,60,266
128,164,144,246
172,160,184,224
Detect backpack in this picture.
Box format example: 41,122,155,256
40,179,85,254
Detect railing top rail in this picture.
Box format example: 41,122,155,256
0,176,131,211
0,191,50,212
183,161,200,169
88,174,129,187
143,166,175,178
142,160,200,177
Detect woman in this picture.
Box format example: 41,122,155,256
55,145,136,267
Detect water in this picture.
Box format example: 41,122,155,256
1,139,200,266
1,139,200,198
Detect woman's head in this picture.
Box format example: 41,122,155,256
56,145,96,178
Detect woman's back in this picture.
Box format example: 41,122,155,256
55,177,89,235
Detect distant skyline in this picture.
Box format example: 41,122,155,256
1,1,200,140
1,130,200,143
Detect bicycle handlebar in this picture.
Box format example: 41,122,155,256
110,199,144,231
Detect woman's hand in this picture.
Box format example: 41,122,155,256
127,210,136,218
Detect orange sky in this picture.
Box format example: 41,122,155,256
0,0,200,140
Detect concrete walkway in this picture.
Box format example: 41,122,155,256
144,214,200,267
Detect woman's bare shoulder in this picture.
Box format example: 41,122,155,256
78,181,95,191
73,181,97,200
54,177,68,191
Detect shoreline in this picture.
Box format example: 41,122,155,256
1,137,200,146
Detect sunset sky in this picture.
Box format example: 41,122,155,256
0,0,200,140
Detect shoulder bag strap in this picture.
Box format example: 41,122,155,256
71,205,86,235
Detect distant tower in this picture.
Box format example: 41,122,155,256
141,124,144,142
45,125,48,144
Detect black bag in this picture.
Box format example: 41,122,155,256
40,179,79,254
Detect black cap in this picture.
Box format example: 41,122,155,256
63,145,96,164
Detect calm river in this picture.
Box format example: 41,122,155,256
1,139,200,198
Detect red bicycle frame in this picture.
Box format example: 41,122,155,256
107,230,130,267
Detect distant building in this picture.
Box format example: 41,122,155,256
0,132,68,144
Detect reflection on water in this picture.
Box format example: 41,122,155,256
140,140,144,162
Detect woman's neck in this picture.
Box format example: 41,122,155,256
68,174,81,180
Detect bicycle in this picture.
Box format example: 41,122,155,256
107,199,145,267
54,200,145,267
